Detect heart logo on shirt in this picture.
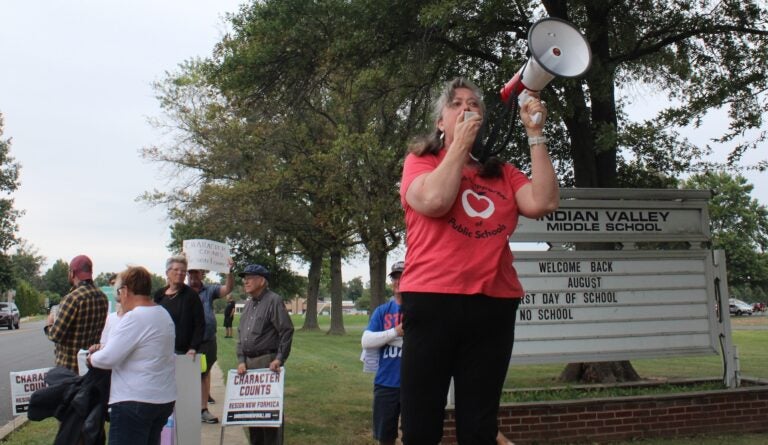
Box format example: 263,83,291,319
462,190,494,219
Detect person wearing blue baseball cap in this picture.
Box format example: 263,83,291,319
236,264,294,445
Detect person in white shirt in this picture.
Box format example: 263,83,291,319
88,266,177,445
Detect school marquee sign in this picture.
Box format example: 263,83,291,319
507,189,736,386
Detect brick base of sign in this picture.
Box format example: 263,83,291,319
440,378,768,444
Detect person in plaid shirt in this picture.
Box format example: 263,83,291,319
45,255,109,374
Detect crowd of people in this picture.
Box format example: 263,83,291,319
38,77,557,445
41,254,294,445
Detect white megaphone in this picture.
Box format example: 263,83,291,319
500,17,592,124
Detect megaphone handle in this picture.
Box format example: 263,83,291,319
518,90,542,125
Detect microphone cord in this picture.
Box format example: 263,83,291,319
473,84,521,164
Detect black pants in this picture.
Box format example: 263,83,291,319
400,292,520,445
245,353,283,445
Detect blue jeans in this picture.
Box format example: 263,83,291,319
108,401,175,445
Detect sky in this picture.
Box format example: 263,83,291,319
0,1,245,278
0,2,765,282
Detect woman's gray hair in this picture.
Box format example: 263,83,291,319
431,77,485,126
409,77,486,156
165,254,188,271
408,77,503,178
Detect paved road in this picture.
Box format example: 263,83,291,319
0,319,55,426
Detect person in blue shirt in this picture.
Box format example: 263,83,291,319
188,258,234,424
362,261,405,445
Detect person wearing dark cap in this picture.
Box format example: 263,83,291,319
361,261,405,445
45,255,109,374
236,264,294,445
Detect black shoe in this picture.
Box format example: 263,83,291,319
208,395,215,404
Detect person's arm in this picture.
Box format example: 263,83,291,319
188,290,205,355
46,294,76,342
361,328,399,349
272,301,294,369
89,313,139,370
220,258,235,298
514,92,559,218
405,113,481,217
236,301,248,372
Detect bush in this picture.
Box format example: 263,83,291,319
15,279,43,316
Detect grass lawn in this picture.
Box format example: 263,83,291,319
3,314,767,444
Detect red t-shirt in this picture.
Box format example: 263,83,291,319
399,150,530,298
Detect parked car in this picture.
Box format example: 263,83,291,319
0,302,20,330
753,302,766,313
729,298,753,316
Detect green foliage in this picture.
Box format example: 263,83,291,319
10,241,46,290
145,0,768,346
94,271,117,287
682,172,768,289
344,276,364,301
0,252,16,291
150,272,167,294
14,279,42,316
501,381,726,403
354,293,371,313
0,113,21,252
730,284,767,303
42,259,71,297
207,0,768,188
41,290,60,308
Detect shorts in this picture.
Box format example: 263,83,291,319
223,317,233,328
198,338,217,375
372,384,400,442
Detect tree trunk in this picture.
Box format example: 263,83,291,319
584,2,619,189
554,3,634,383
327,248,346,335
301,250,323,331
368,248,388,312
559,361,640,384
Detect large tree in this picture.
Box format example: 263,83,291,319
214,0,767,298
42,259,72,298
0,113,21,253
11,241,47,290
0,113,22,292
683,172,768,290
145,60,357,332
147,1,767,350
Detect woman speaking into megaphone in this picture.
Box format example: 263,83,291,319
398,77,559,444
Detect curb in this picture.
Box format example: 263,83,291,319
0,414,28,441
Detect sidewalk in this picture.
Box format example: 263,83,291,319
202,362,249,445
